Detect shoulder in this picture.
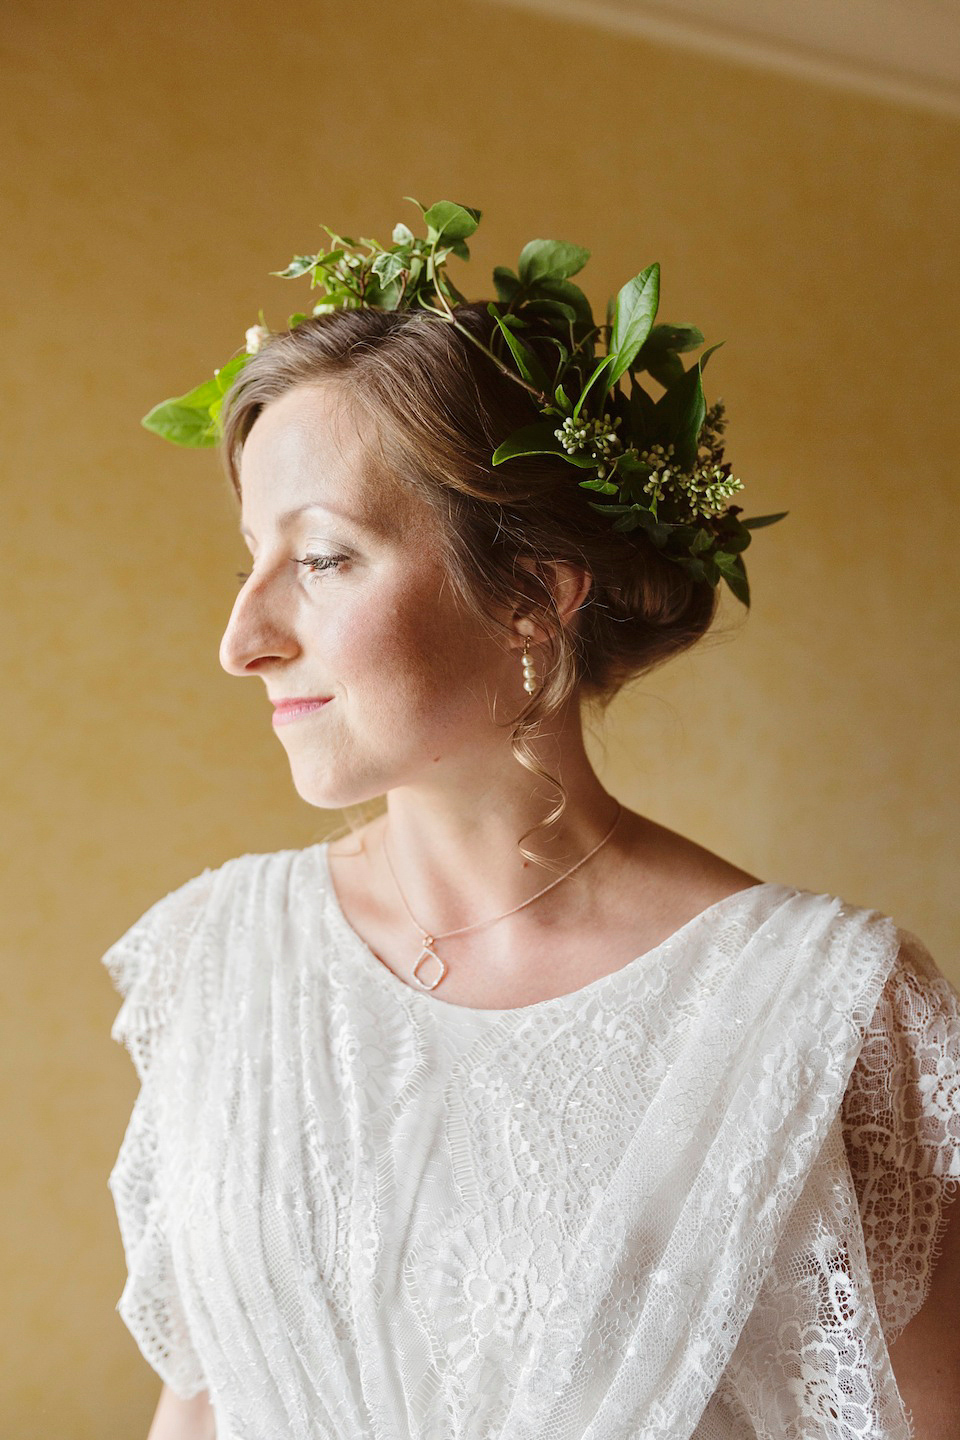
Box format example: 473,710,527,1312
103,845,321,961
101,845,322,1077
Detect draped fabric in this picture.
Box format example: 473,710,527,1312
102,844,960,1439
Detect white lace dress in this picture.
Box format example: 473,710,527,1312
102,842,960,1440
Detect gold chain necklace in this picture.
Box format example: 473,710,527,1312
380,802,624,991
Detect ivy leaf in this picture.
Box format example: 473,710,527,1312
371,251,408,287
271,254,319,279
517,240,590,286
741,511,789,529
577,476,619,494
714,551,751,607
365,276,404,311
423,200,482,243
141,354,248,448
392,221,415,245
288,313,307,328
675,555,708,582
606,263,660,389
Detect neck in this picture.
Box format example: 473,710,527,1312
369,707,627,932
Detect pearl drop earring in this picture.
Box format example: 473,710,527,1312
521,636,539,695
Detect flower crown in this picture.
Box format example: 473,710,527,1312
143,197,787,608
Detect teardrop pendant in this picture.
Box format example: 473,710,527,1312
411,937,447,991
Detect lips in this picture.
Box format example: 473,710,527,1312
270,696,333,728
270,696,333,712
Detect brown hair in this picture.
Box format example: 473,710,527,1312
220,302,721,865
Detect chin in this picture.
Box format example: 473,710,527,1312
287,759,386,814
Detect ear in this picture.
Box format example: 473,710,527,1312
511,555,593,643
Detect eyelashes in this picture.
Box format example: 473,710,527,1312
234,554,348,590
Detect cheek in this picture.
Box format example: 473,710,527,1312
325,576,490,714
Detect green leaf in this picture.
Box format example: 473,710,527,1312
628,382,657,446
606,263,660,389
637,323,705,359
577,476,618,494
522,297,577,325
715,551,751,607
654,342,723,470
206,354,249,429
271,254,318,279
365,276,404,311
312,294,350,313
491,421,565,463
487,303,550,392
141,354,248,448
392,221,415,245
741,511,789,529
675,555,708,582
493,266,521,302
491,421,595,467
517,240,590,286
572,353,615,419
288,312,307,328
141,399,220,447
642,350,686,389
529,276,595,328
371,251,407,286
423,201,481,243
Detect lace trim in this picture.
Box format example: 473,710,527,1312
841,925,960,1343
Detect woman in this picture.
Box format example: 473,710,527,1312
104,300,960,1439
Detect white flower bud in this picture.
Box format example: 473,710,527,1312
245,324,271,355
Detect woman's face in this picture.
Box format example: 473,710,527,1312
219,382,525,810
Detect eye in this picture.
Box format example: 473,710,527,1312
295,553,348,580
234,553,347,590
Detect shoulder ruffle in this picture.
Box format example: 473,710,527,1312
101,865,219,1084
841,925,960,1342
102,863,223,1398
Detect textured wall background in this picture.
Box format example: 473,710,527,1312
3,0,958,1432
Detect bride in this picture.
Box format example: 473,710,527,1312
104,237,960,1439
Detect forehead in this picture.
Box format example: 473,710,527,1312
237,383,418,540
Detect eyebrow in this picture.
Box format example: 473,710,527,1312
239,500,372,541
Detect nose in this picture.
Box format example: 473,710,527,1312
219,569,300,677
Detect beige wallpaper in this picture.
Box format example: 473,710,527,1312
3,0,958,1432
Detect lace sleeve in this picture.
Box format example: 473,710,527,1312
101,868,215,1398
841,925,960,1345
